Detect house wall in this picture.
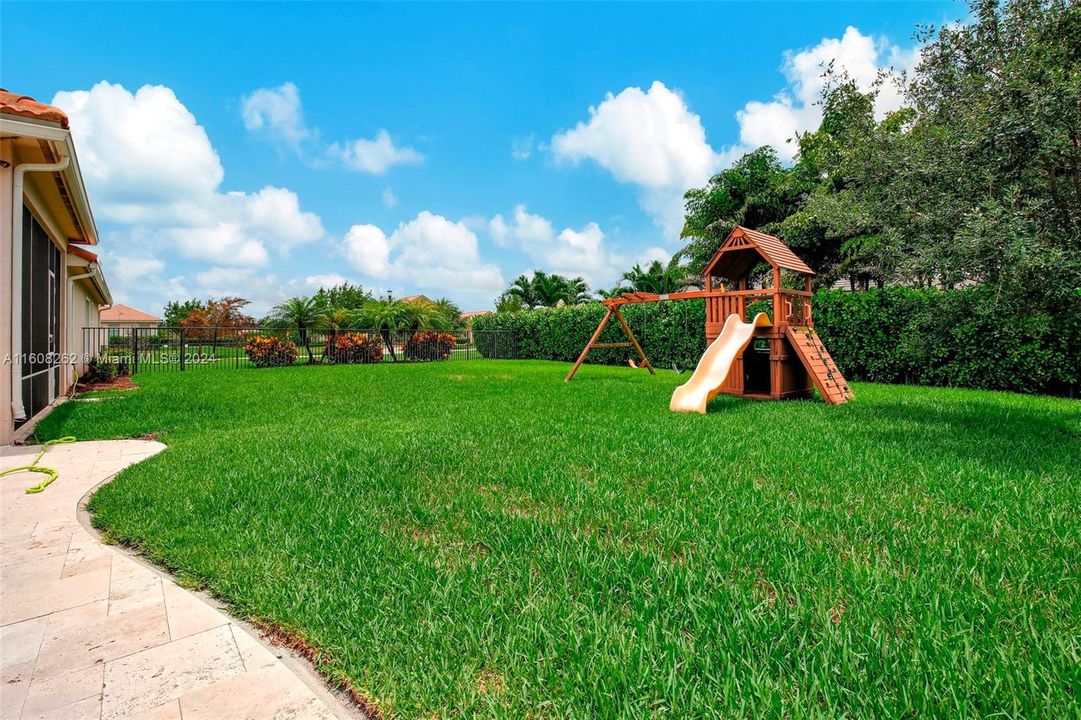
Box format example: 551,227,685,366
1,140,14,446
1,146,83,443
70,279,101,380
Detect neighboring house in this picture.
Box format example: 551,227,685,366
1,89,112,444
460,310,493,343
400,294,434,306
99,304,162,330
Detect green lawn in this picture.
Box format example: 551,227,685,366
36,360,1080,718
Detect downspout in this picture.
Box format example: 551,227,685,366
10,156,70,421
67,262,99,387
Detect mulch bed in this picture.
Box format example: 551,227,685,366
76,375,140,393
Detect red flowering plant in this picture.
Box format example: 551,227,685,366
403,331,456,361
327,332,384,364
244,335,298,368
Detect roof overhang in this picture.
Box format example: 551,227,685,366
703,226,815,281
0,113,99,246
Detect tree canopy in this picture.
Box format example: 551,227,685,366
680,0,1081,310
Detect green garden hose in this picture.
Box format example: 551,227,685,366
1,437,77,494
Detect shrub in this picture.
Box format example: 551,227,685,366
244,335,298,368
81,356,121,384
814,287,1081,395
474,302,708,370
403,331,456,361
327,332,384,364
474,289,1080,396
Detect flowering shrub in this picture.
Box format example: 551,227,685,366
244,335,298,368
403,331,456,361
82,356,122,383
327,332,384,364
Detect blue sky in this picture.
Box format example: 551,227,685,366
3,1,962,315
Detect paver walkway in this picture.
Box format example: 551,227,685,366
1,440,356,720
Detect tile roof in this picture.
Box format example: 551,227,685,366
461,310,494,318
0,89,69,129
99,304,161,323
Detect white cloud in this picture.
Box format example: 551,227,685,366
52,82,328,313
489,204,553,248
54,82,223,226
304,273,352,290
551,81,722,238
549,30,916,234
342,212,505,301
240,82,310,148
109,256,165,287
488,204,623,286
734,27,914,160
170,223,271,267
342,224,392,278
100,249,188,308
511,134,535,160
230,186,324,253
240,82,424,175
327,130,424,174
639,246,671,265
553,81,719,189
195,266,249,289
382,187,399,208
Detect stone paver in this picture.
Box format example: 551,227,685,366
0,440,356,720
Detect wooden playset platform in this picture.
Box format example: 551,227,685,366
566,226,853,405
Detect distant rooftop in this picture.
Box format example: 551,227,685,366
99,304,161,323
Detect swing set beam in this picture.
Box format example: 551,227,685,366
564,304,655,382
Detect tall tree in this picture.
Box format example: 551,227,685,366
314,282,372,311
681,147,806,271
163,299,205,327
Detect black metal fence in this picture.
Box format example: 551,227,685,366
81,326,520,373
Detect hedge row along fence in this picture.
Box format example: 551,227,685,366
474,288,1080,396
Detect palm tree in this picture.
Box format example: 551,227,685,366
321,306,356,358
505,275,538,309
598,284,632,300
564,276,592,304
431,297,462,328
267,295,328,364
503,272,592,308
495,292,525,313
531,271,570,307
355,299,413,360
621,253,696,294
402,302,451,331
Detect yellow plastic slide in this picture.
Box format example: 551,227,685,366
670,312,772,413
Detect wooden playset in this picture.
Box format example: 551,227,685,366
565,226,853,407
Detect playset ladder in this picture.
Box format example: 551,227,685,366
564,307,654,382
785,327,854,405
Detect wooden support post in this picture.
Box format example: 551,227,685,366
565,308,613,382
772,267,782,325
565,305,655,381
804,276,814,327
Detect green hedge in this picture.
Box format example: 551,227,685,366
475,301,708,370
474,288,1080,396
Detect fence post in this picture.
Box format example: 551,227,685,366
179,328,186,371
132,328,139,375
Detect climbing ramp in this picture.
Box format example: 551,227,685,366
785,327,854,405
